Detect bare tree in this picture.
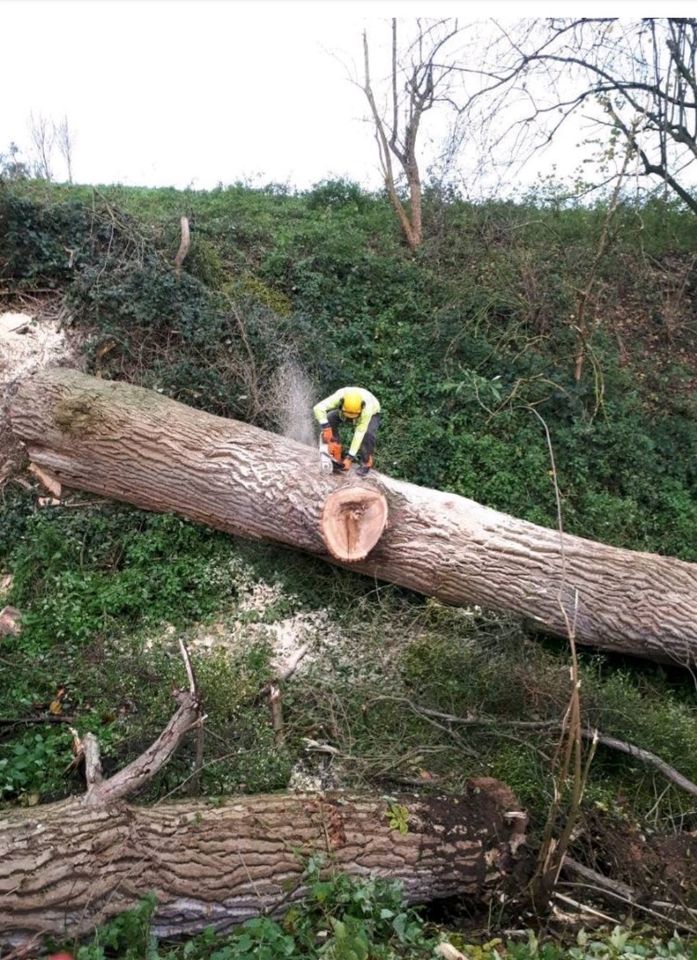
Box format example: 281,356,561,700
55,114,76,183
361,19,461,249
455,18,697,212
28,111,55,181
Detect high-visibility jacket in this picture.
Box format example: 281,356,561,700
313,387,381,458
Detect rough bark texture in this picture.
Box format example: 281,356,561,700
11,368,697,665
0,780,525,944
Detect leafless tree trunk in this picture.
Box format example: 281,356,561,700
55,114,76,184
361,19,460,249
10,368,697,666
28,111,55,181
0,783,523,946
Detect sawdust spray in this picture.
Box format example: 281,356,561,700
271,359,316,446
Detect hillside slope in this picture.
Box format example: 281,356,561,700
2,179,697,942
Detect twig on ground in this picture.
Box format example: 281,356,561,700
179,638,204,794
560,857,697,935
552,890,619,925
366,695,697,803
586,729,697,799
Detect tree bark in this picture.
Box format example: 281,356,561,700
0,779,525,945
10,368,697,666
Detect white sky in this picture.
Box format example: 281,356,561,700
2,1,696,193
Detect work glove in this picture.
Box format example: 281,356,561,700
321,426,333,444
342,453,356,471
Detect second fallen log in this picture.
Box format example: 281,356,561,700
0,780,525,944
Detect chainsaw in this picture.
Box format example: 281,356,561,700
319,433,345,474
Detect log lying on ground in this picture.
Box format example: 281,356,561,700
0,779,525,944
11,368,697,665
0,665,525,946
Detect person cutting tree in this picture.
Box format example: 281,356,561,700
314,387,381,477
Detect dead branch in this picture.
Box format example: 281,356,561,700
82,732,103,787
369,695,697,803
268,684,284,746
84,688,200,805
586,729,697,799
561,857,697,935
179,638,204,794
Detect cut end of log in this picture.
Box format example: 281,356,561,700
320,486,388,562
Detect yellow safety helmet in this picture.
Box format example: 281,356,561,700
341,390,364,419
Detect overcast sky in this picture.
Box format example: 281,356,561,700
2,1,696,193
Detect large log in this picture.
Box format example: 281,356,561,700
0,781,524,944
10,368,697,665
1,669,524,946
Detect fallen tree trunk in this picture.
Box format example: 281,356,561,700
0,658,525,946
10,368,697,665
0,779,524,944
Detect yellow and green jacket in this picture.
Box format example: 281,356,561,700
313,387,381,458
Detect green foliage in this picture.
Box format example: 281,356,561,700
50,869,434,960
385,802,410,834
0,726,72,801
0,141,30,181
507,927,697,960
0,189,90,284
3,181,696,563
49,886,697,960
6,506,240,646
2,179,697,859
72,892,158,960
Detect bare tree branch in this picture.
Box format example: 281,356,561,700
361,19,462,249
457,18,697,211
55,115,75,183
28,111,55,181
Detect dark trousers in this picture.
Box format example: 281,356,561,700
327,411,380,463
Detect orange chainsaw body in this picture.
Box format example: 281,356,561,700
319,436,344,473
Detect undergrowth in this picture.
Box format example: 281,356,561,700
48,879,697,960
2,179,697,557
2,492,696,838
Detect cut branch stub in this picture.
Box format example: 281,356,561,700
321,486,388,562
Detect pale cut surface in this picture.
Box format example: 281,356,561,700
321,486,389,561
